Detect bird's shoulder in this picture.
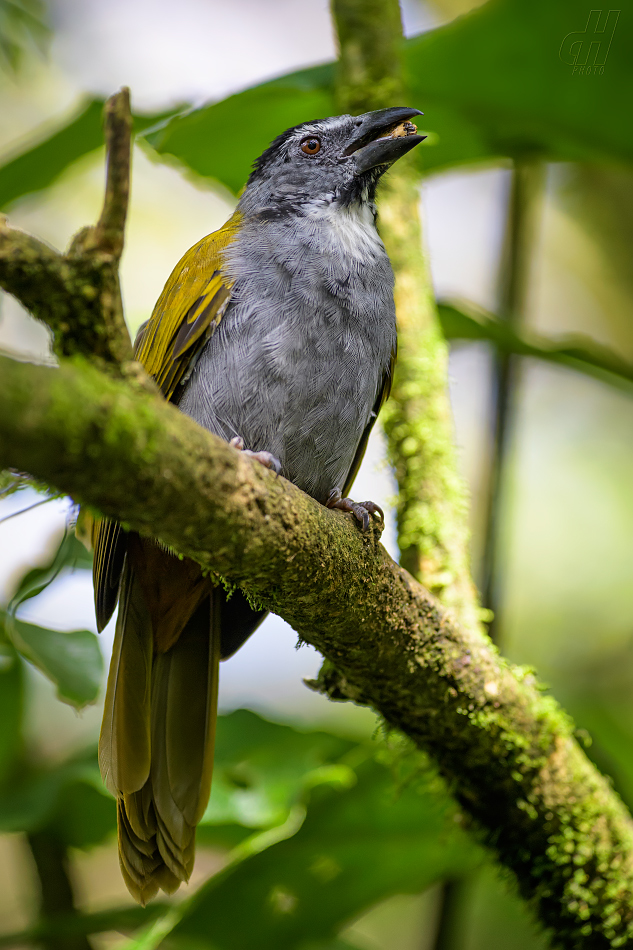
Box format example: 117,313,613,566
135,213,240,399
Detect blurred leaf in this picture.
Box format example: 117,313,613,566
0,905,166,950
144,65,335,194
8,528,92,613
168,758,481,950
203,709,355,831
0,0,49,74
144,0,633,194
0,713,481,948
0,746,112,841
51,778,116,850
438,301,633,394
406,0,633,173
7,616,102,708
0,638,23,782
0,99,181,210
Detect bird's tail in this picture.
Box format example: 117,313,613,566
99,564,220,904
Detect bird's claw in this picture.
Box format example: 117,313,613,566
326,488,384,533
230,437,281,474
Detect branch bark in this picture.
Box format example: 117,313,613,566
1,352,633,946
0,89,132,366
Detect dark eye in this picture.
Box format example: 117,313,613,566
301,136,321,155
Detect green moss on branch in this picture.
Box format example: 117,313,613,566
1,352,632,946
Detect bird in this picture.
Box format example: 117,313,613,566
92,106,424,903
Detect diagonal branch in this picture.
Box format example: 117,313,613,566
0,350,632,947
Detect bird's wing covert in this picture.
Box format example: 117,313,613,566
92,216,239,631
135,215,239,399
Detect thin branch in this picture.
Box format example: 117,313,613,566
0,90,133,365
26,831,93,950
332,0,484,636
79,87,132,260
1,351,633,947
480,160,545,643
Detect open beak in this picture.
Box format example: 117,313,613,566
345,107,426,174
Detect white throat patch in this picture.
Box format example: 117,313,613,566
304,197,384,261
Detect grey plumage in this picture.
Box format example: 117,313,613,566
178,110,421,501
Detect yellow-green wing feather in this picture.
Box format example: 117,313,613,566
135,213,240,398
92,215,240,629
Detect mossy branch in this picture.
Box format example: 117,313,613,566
1,351,633,945
331,0,483,636
0,89,132,366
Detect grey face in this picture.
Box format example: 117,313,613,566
241,106,424,214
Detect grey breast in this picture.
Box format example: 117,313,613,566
177,202,396,504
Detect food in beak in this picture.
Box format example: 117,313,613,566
385,120,418,138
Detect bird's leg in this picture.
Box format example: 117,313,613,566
326,487,384,533
230,436,281,474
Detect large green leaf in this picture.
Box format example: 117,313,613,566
6,616,103,708
0,712,481,948
144,0,633,194
406,0,633,173
4,0,629,209
438,301,633,394
144,66,335,194
168,758,481,950
0,100,179,210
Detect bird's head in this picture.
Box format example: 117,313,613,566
239,107,425,216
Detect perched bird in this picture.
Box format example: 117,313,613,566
93,106,424,902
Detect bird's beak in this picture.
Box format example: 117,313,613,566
345,107,426,174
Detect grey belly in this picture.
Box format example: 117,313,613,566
177,306,382,503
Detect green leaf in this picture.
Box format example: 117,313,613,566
145,65,335,195
0,639,23,782
144,0,633,195
0,100,181,211
438,300,633,395
8,528,93,614
50,778,116,850
169,758,481,950
406,0,633,173
7,616,103,708
0,746,113,843
202,708,355,831
0,714,481,949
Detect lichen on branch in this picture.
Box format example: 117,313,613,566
0,352,633,947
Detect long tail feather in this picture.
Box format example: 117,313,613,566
101,573,220,904
99,569,152,797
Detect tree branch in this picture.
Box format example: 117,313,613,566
26,831,92,950
332,0,484,636
1,351,633,946
0,89,132,366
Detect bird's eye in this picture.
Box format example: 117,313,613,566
301,136,321,155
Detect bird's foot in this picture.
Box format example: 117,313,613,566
230,436,281,474
326,488,384,533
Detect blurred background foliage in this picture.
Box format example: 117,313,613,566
0,0,632,947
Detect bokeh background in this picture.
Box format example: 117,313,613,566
1,0,632,947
